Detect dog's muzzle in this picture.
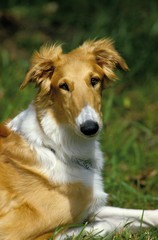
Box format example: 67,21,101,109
80,120,99,136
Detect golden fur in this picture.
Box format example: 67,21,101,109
0,124,92,239
0,39,128,239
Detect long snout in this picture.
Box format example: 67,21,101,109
75,105,102,137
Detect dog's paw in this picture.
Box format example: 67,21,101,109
144,210,158,226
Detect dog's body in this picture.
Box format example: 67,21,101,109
0,39,157,240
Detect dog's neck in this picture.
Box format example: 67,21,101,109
8,104,103,170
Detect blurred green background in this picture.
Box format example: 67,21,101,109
0,1,158,119
0,1,158,238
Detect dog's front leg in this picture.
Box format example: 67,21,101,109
57,207,158,239
56,221,123,239
93,206,158,229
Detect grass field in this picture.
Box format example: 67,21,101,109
0,1,158,239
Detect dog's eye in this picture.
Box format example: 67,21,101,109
59,83,69,91
91,78,99,87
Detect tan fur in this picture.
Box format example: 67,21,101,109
0,39,128,239
0,127,92,239
21,39,127,126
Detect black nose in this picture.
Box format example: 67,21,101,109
80,120,99,136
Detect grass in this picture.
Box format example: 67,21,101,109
0,1,158,239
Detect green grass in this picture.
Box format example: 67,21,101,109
0,1,158,239
53,228,158,240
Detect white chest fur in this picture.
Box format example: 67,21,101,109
8,104,108,213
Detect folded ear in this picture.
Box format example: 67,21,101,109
81,38,128,86
20,44,62,90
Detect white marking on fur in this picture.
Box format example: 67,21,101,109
76,105,102,129
8,105,44,145
8,105,57,173
8,104,108,214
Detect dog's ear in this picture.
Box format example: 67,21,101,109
20,44,62,90
81,39,128,86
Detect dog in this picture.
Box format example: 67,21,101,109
0,39,157,240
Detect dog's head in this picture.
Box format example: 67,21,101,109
21,39,128,138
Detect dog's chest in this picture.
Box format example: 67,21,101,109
37,181,93,225
35,154,107,224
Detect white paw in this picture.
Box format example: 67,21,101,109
144,210,158,226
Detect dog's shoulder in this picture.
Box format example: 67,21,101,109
0,121,24,148
0,122,13,153
0,121,36,166
0,122,11,138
